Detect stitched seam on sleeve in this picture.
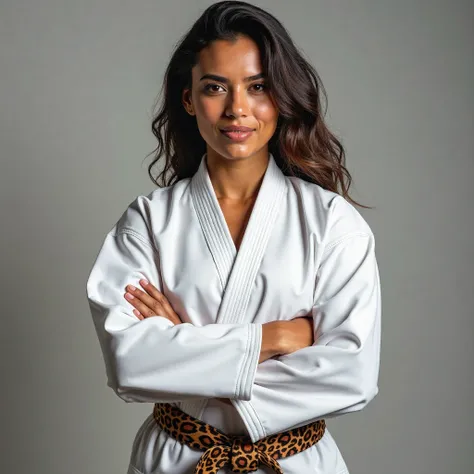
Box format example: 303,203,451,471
246,400,266,439
242,324,256,398
234,324,252,399
322,231,371,257
113,227,157,251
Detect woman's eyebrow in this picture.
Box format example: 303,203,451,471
199,72,265,83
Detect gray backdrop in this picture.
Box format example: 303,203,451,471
1,1,472,473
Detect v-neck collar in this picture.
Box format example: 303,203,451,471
190,152,287,322
197,152,281,252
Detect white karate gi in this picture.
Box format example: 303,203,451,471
86,152,381,474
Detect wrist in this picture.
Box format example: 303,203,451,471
261,321,285,360
274,320,290,355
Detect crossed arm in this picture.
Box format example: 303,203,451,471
87,227,380,440
120,233,381,441
122,278,315,404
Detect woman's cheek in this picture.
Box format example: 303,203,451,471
256,100,278,121
198,95,223,119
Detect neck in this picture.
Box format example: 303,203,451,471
205,150,270,201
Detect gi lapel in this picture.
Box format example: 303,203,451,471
182,152,286,419
191,152,287,324
190,153,236,292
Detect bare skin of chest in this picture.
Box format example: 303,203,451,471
218,196,257,251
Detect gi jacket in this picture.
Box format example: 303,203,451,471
86,153,381,474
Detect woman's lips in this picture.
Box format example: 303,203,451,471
220,130,255,142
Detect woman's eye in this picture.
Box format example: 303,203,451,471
204,84,224,93
252,83,267,92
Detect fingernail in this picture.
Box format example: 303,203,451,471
125,293,134,299
140,279,148,286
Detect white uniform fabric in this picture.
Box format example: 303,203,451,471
86,152,381,474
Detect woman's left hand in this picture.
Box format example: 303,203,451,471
124,279,183,325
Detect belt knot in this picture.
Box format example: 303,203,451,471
153,403,326,474
230,435,259,473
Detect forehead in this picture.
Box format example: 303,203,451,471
193,36,263,79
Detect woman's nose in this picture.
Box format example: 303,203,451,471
225,87,249,117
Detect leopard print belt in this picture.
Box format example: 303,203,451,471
153,402,326,474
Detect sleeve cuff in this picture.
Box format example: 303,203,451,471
234,323,262,400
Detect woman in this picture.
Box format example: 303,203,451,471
86,2,381,473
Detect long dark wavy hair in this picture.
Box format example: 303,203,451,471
146,0,369,208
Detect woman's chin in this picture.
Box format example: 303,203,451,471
212,145,256,160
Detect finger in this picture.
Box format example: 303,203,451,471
138,279,162,298
124,288,182,324
128,296,176,324
124,290,163,318
126,282,184,325
125,285,164,315
139,280,178,317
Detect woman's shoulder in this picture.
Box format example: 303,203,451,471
287,176,374,244
112,178,191,238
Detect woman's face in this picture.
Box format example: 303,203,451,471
182,35,279,163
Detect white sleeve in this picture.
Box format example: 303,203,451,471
86,226,262,404
232,231,381,442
